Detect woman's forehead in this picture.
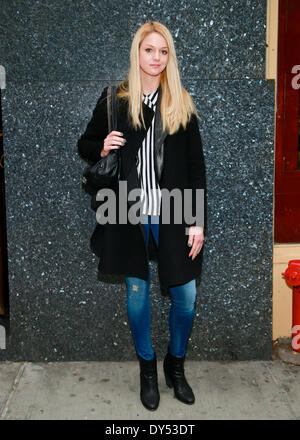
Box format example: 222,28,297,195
141,32,168,47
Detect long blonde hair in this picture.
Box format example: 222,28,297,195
117,21,199,134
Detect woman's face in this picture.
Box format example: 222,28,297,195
139,32,169,78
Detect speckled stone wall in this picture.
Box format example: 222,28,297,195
0,0,273,361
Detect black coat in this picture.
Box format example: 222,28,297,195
77,84,207,296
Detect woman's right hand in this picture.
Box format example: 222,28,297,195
100,131,126,158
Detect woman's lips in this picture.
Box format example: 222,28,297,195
150,64,161,67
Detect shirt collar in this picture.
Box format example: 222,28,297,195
142,88,159,108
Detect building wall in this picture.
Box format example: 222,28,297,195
0,0,274,361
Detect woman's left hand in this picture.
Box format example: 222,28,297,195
187,226,204,260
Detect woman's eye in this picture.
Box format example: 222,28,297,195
145,48,168,54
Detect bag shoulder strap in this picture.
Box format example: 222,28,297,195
107,85,117,133
107,86,112,133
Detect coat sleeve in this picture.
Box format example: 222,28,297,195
186,113,207,230
77,86,109,164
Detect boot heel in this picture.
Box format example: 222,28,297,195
163,365,173,388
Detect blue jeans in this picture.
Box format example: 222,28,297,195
125,214,196,360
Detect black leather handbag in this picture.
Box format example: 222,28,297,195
82,85,121,195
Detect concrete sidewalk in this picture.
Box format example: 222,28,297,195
0,356,300,420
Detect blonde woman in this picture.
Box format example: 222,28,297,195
78,21,206,411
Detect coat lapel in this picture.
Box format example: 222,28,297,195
117,98,154,180
154,85,168,183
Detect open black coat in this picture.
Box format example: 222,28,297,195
77,84,207,296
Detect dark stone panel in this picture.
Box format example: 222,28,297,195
0,0,131,82
129,0,267,80
0,0,266,82
0,78,274,361
183,77,274,360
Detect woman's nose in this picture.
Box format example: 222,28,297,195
153,51,160,61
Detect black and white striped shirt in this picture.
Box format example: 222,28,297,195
137,88,162,216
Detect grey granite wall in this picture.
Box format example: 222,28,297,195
0,0,274,361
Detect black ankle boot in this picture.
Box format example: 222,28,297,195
137,353,160,411
163,347,195,404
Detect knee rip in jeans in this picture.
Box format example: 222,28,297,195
132,284,139,292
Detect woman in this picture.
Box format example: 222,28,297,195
78,21,206,411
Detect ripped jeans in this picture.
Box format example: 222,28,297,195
125,214,196,361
